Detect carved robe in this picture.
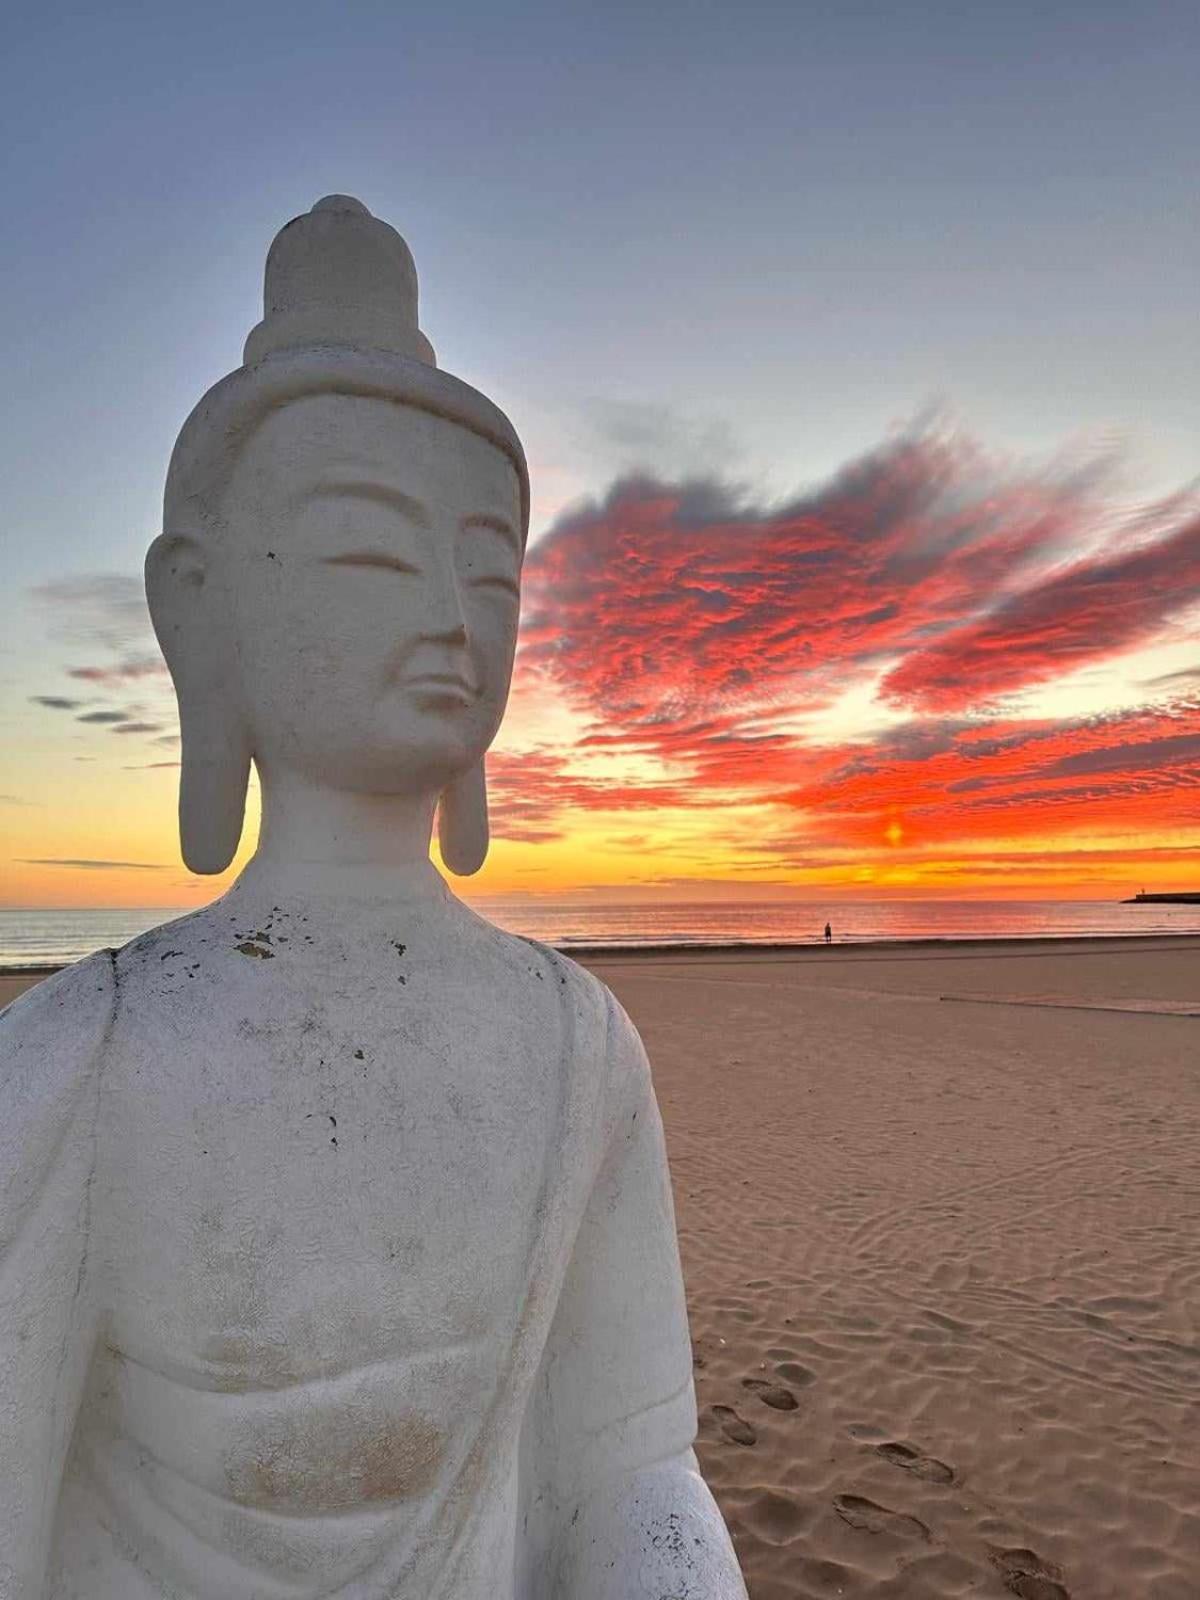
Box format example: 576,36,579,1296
0,890,696,1599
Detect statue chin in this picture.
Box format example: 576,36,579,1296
0,195,749,1599
259,727,491,801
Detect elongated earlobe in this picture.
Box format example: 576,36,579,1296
146,530,251,875
178,700,252,874
438,760,489,875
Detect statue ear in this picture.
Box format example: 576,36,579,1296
438,760,489,876
145,532,251,875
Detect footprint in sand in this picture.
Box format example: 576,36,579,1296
742,1377,799,1410
875,1441,955,1484
833,1494,930,1542
711,1405,757,1446
773,1360,817,1388
989,1547,1071,1600
744,1488,811,1545
847,1422,889,1442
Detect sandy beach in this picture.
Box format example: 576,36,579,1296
3,936,1198,1598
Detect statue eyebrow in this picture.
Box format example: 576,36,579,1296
310,480,431,527
461,512,521,557
322,550,420,573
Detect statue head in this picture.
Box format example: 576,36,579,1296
146,196,529,877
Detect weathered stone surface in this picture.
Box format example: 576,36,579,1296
0,199,746,1598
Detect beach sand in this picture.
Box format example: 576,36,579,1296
3,936,1199,1598
582,939,1200,1600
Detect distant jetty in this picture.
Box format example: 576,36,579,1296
1123,891,1200,904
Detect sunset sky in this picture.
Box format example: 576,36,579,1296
2,2,1198,909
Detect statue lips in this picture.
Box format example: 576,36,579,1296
403,669,479,709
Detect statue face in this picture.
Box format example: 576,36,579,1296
215,393,523,794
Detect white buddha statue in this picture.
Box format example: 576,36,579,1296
0,198,746,1600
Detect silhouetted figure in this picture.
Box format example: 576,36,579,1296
824,921,832,944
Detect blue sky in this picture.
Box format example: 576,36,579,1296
4,3,1197,580
3,1,1198,903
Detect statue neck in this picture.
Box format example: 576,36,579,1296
244,765,446,903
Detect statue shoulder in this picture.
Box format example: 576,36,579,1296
0,950,116,1226
0,948,117,1071
511,938,650,1098
103,904,251,1022
512,936,614,1032
110,904,220,985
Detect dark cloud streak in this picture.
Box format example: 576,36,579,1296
17,858,167,870
31,695,83,711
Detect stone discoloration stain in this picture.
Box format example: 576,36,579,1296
201,1332,303,1393
225,1409,444,1511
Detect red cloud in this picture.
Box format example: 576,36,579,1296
519,427,1147,733
774,700,1200,854
68,656,168,685
882,501,1200,711
499,429,1200,874
485,748,707,844
520,435,1200,748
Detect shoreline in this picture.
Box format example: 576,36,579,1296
555,930,1200,961
3,928,1199,979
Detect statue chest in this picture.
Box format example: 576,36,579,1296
101,965,582,1390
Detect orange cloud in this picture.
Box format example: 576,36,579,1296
500,425,1200,889
20,421,1200,901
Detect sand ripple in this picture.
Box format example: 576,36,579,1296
592,941,1200,1600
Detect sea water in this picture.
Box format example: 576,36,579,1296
2,899,1198,969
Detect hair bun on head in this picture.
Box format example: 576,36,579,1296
162,196,529,544
244,194,437,368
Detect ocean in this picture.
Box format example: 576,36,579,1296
2,898,1199,970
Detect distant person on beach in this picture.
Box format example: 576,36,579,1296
824,921,832,944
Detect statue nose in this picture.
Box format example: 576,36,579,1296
419,561,469,645
426,616,468,646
